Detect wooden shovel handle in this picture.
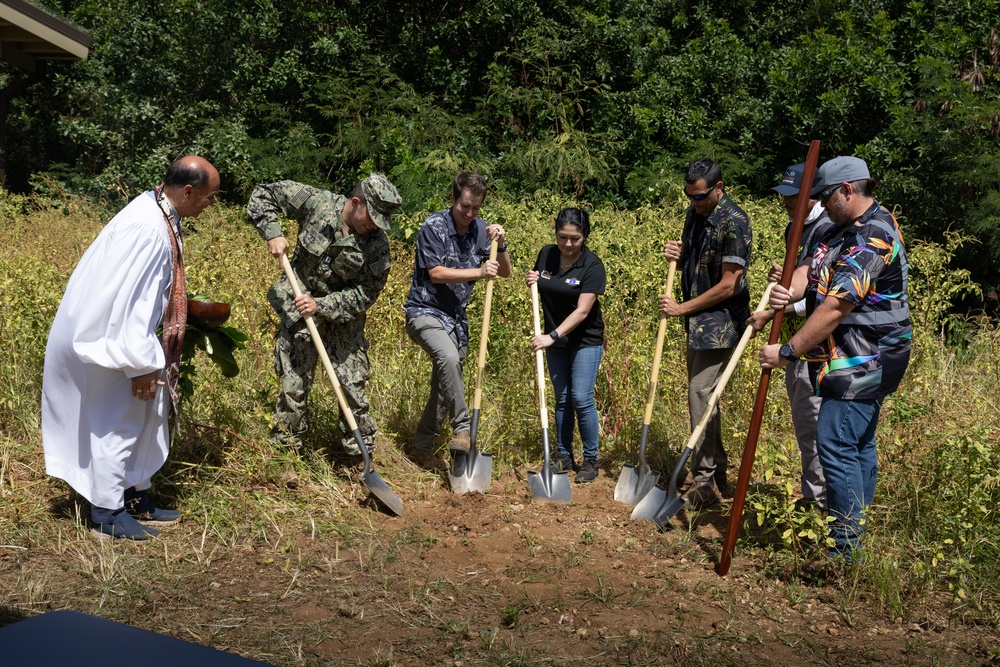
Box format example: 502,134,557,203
280,254,359,432
642,260,677,424
531,282,547,422
472,239,499,411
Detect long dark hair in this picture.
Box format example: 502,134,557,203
554,207,590,238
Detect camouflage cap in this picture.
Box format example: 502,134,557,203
361,173,402,231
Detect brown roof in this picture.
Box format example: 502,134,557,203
0,0,91,71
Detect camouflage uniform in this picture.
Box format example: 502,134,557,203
247,175,401,454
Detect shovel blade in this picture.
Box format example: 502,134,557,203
630,484,685,530
449,447,493,495
362,470,404,517
614,464,660,506
527,469,572,503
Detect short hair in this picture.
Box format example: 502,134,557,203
850,178,877,197
554,207,591,238
684,158,722,187
349,180,367,203
163,156,209,188
452,172,488,201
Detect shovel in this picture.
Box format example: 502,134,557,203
631,283,775,529
718,139,821,576
527,282,572,503
280,255,403,517
449,239,498,494
614,260,677,506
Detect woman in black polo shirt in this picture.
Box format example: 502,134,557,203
526,208,607,483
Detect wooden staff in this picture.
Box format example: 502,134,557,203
717,139,821,576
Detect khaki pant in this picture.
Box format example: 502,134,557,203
406,316,470,452
686,347,734,488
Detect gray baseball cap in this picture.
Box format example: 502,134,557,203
810,156,871,197
771,163,817,196
361,173,402,231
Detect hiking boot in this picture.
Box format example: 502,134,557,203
448,430,471,454
124,488,181,526
682,481,719,510
552,454,575,473
411,448,447,471
91,506,160,541
679,470,695,493
576,457,598,483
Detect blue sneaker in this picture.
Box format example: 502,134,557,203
91,506,160,541
125,488,182,526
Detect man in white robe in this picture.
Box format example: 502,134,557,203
42,155,220,540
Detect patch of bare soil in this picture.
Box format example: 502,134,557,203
2,463,996,667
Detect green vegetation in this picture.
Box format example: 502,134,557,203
5,0,1000,294
0,184,997,636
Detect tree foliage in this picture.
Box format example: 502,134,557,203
6,0,1000,293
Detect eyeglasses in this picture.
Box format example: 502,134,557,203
818,183,844,203
685,182,719,201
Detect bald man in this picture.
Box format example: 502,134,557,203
42,155,220,540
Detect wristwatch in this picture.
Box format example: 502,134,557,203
549,330,560,341
497,243,508,253
779,343,798,362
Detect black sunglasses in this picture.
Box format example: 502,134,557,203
685,182,719,201
818,183,844,203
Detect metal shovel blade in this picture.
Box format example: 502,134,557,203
356,431,403,517
615,463,660,507
449,410,493,494
527,468,572,503
630,449,691,529
528,430,572,503
615,424,659,506
449,444,493,495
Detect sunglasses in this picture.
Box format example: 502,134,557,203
818,183,844,203
685,182,719,201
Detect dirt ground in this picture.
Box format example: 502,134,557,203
1,460,997,667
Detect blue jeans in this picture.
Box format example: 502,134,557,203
546,345,603,461
815,397,883,557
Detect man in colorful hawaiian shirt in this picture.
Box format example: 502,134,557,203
659,158,753,508
760,156,911,559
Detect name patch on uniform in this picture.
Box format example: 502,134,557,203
565,278,580,286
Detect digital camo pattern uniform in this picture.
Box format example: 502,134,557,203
248,180,395,453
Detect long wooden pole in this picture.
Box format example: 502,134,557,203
717,139,821,576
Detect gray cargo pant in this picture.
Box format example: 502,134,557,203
687,347,734,489
406,316,470,453
786,358,826,505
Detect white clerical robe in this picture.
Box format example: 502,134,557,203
42,191,179,510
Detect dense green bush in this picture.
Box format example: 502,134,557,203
5,0,1000,294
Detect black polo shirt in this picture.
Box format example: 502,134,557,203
533,244,606,348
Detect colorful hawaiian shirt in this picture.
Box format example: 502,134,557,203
403,207,492,348
680,193,753,350
803,201,912,400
